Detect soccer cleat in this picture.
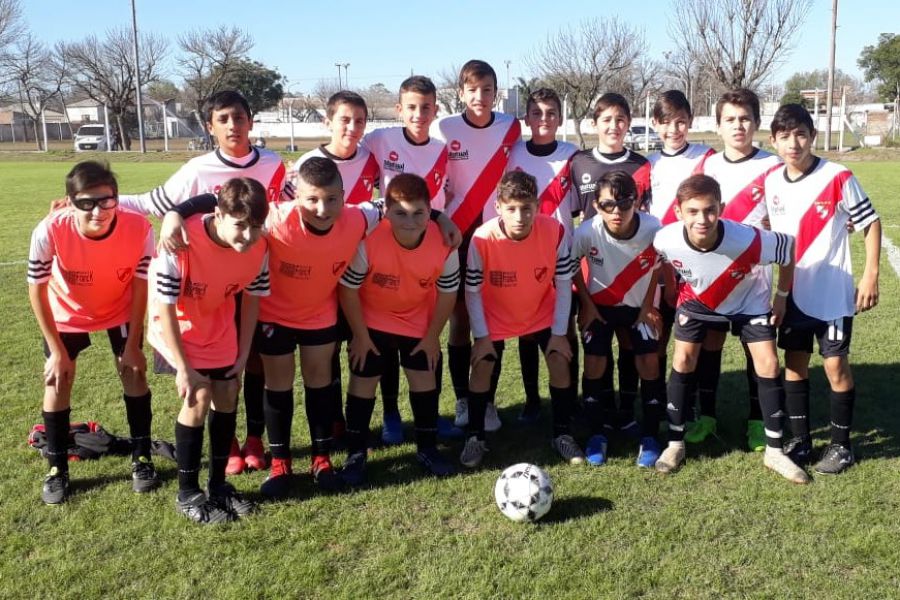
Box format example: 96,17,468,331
517,400,541,424
764,447,811,484
552,434,586,465
311,455,345,492
225,437,245,476
260,457,293,499
339,451,368,487
42,466,70,505
585,434,609,466
454,398,469,428
484,402,502,432
655,443,686,474
381,411,404,446
436,416,465,439
746,420,766,452
176,491,237,524
208,481,258,516
416,447,455,477
131,456,160,493
782,435,813,467
813,443,855,475
459,436,488,468
241,436,267,472
684,415,717,443
636,437,662,468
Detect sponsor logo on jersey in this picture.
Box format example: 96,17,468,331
371,272,400,291
418,277,434,288
581,173,592,184
184,277,208,300
382,158,405,173
448,139,469,160
279,261,311,280
61,269,93,286
488,270,518,287
116,267,133,282
389,150,399,162
450,140,461,152
770,194,786,216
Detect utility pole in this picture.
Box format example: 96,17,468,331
824,0,838,151
335,63,342,88
131,0,146,153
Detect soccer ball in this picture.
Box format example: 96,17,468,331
494,463,553,522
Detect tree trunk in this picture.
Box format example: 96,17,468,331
32,119,42,150
117,114,131,151
574,113,588,150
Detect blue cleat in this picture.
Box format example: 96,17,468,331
636,437,662,468
381,411,404,446
585,434,609,466
437,416,465,440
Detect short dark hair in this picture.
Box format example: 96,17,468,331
676,174,721,205
458,59,497,90
497,171,538,203
297,156,343,189
399,75,437,102
217,177,269,227
66,160,117,198
384,173,430,209
595,170,637,202
770,103,816,138
653,90,693,122
593,92,631,121
526,88,562,115
716,88,761,125
202,90,252,124
326,90,368,120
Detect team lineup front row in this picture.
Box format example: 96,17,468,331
28,60,881,524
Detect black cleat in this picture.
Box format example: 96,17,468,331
176,491,237,524
339,451,368,487
813,443,855,475
42,467,70,505
416,447,455,477
132,456,160,493
783,436,813,466
208,481,257,516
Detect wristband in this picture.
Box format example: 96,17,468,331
775,289,790,298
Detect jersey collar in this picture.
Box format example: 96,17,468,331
723,147,759,164
216,146,260,169
682,221,724,253
782,156,821,184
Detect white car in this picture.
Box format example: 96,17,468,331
624,126,663,152
73,124,108,152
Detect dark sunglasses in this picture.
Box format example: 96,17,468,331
72,195,118,211
597,196,635,213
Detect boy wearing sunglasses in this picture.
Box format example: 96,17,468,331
28,161,157,505
572,171,664,467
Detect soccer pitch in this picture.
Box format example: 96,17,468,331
0,156,898,598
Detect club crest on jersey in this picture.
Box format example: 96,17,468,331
729,268,748,281
639,256,650,270
116,267,133,282
363,177,374,192
224,283,240,297
559,176,570,191
332,261,347,275
418,277,433,288
448,140,468,161
534,267,549,282
815,200,832,220
751,185,764,203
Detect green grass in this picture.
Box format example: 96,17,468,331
1,158,899,598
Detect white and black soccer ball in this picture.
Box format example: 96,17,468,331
494,463,553,523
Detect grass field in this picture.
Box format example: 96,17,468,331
0,156,898,599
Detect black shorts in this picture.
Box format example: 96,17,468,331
778,295,853,358
255,321,339,355
349,329,433,377
673,308,775,345
659,289,676,329
582,305,659,357
485,327,555,363
44,323,134,361
456,236,472,302
152,350,236,380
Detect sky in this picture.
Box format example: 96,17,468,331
19,0,898,95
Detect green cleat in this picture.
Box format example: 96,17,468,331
746,420,766,452
684,415,717,443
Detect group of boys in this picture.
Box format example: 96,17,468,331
28,58,880,523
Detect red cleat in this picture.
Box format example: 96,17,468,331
311,454,344,492
241,436,267,471
225,437,245,476
260,457,293,499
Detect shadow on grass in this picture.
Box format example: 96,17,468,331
539,495,614,524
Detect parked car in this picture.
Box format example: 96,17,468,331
624,125,663,152
73,124,108,152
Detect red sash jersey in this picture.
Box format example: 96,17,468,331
765,157,879,321
466,215,577,341
259,201,381,330
295,145,379,205
118,147,290,217
647,143,715,225
339,220,460,339
702,147,782,227
573,212,662,308
568,148,651,220
27,209,153,333
360,127,448,210
430,112,521,235
147,214,269,369
506,140,579,235
653,219,793,318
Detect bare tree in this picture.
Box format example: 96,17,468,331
669,0,812,90
59,28,168,150
1,33,65,149
0,0,23,59
528,18,645,148
311,78,342,115
178,26,252,114
435,63,464,116
611,56,665,115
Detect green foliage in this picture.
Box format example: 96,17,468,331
858,33,900,102
217,59,284,114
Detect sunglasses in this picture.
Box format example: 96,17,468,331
596,196,635,213
72,195,118,211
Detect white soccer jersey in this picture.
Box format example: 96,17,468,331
118,147,290,217
647,143,715,225
653,220,793,317
361,127,448,210
430,112,521,234
507,140,579,234
765,157,879,321
702,148,781,227
295,145,379,205
573,212,662,308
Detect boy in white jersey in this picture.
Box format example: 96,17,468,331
431,59,521,434
573,171,664,468
766,104,881,475
652,174,807,484
28,161,157,504
688,89,783,451
146,91,291,477
507,87,579,422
